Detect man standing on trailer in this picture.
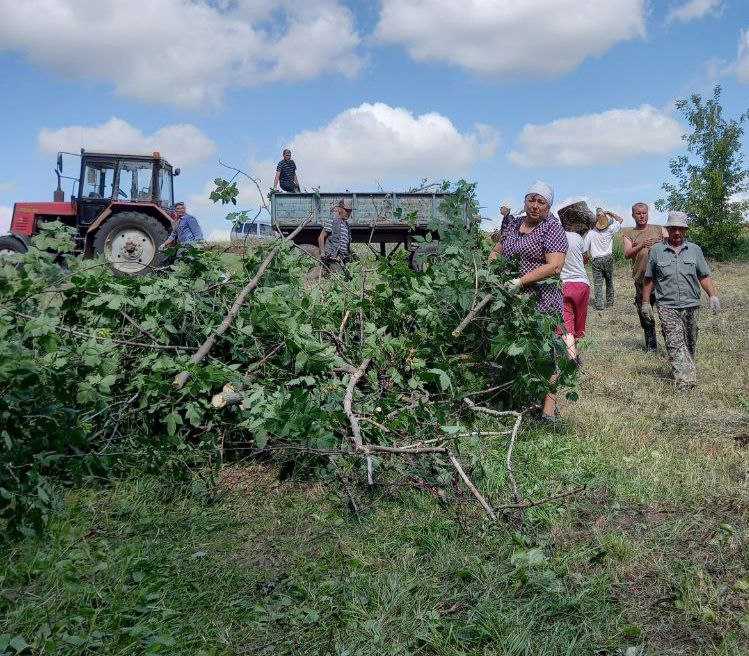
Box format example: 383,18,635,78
273,149,301,193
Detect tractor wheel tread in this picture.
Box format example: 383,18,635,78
92,211,170,276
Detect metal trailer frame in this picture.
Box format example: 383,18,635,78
271,191,466,255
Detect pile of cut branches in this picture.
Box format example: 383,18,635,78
0,182,576,537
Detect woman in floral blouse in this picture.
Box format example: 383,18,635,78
489,181,568,423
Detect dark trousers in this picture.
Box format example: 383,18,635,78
634,280,657,351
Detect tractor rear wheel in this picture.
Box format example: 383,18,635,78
0,235,28,263
408,241,439,272
93,212,169,276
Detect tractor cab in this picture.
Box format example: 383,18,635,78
2,149,182,275
73,151,178,227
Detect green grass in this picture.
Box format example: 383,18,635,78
1,261,747,656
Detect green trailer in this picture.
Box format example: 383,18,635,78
270,191,467,267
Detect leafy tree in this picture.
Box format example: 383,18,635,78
656,85,749,259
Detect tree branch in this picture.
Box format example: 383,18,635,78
173,221,308,389
452,294,493,337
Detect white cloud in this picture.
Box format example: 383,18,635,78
666,0,722,24
254,102,498,189
0,0,362,107
38,118,216,166
736,29,749,84
375,0,645,77
0,206,11,233
509,105,683,168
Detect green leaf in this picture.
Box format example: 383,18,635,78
506,343,524,356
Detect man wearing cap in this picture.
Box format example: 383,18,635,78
273,148,300,193
318,198,352,273
588,208,623,310
622,203,667,351
641,211,720,388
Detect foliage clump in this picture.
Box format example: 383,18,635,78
0,184,574,537
656,85,749,260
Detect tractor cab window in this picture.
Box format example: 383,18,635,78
158,165,174,209
117,161,153,201
81,161,116,199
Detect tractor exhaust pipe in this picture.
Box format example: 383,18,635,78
53,169,64,202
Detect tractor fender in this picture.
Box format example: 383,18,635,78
8,233,31,249
84,203,175,255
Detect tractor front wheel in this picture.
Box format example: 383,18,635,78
0,235,28,263
93,212,170,276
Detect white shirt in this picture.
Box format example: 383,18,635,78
561,231,589,285
587,221,621,258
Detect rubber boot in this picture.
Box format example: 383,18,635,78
644,324,657,352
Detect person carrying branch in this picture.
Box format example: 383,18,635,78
588,208,623,310
489,181,568,423
318,198,352,274
641,211,720,389
273,148,300,193
622,202,667,352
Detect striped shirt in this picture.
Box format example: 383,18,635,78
324,217,351,260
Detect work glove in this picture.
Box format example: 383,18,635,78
503,278,522,293
641,303,654,321
709,296,720,314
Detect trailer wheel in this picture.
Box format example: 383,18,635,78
93,212,170,276
0,235,28,263
408,241,439,272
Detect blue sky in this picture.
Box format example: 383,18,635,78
1,0,748,238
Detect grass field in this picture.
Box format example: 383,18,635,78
1,261,747,656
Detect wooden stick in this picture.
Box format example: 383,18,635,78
464,397,524,504
452,294,493,337
173,221,307,389
505,413,523,503
343,358,371,450
246,343,283,378
495,486,585,511
448,452,497,521
338,310,351,342
463,382,514,398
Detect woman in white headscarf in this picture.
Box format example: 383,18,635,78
489,181,568,423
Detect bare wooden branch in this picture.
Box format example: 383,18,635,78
463,382,514,398
495,486,585,511
464,397,524,504
343,358,371,450
246,343,283,378
452,294,493,337
173,221,307,389
338,310,351,342
218,158,270,214
505,413,523,503
448,451,497,520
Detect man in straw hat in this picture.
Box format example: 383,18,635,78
318,198,353,274
641,211,720,388
588,207,623,310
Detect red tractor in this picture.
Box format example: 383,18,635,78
0,149,180,275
